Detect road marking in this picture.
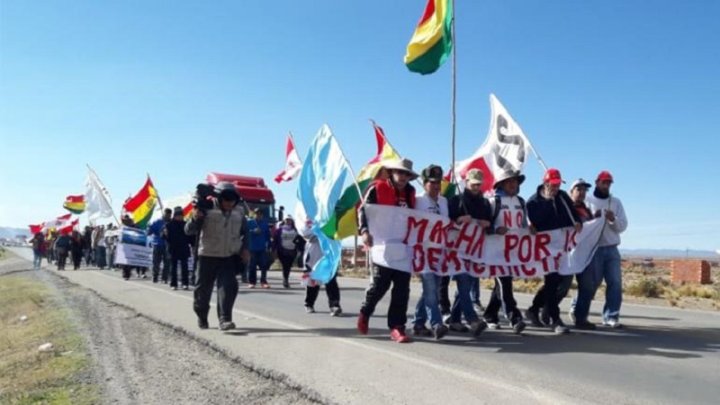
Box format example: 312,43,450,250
75,269,568,403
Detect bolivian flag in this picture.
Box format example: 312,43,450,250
63,195,86,214
122,177,158,229
404,0,453,75
322,122,400,240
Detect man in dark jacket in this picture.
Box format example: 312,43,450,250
357,158,418,343
526,168,582,334
148,208,172,283
165,206,193,290
445,168,490,337
54,232,72,271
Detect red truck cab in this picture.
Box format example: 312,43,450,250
206,172,277,223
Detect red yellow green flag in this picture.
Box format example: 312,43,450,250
122,177,158,229
322,122,401,240
404,0,453,75
63,195,86,214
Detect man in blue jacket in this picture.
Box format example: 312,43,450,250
246,208,272,288
148,208,172,283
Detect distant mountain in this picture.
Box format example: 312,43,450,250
0,227,31,239
621,248,720,259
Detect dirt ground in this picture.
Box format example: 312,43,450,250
0,254,321,405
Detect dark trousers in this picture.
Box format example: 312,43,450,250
483,276,522,325
531,273,564,324
152,246,170,282
305,275,340,308
170,255,190,287
71,251,82,269
279,252,296,281
439,276,451,314
194,256,239,323
360,265,411,330
57,251,68,270
247,250,268,285
122,265,133,279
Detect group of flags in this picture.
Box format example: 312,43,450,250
275,94,535,283
30,170,163,236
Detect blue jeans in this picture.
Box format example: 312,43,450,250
413,273,443,328
572,246,622,323
471,277,481,304
449,274,479,323
33,250,42,269
247,250,268,285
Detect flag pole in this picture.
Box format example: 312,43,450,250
527,142,550,172
450,0,457,184
86,164,120,226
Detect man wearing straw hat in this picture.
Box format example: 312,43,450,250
357,158,418,343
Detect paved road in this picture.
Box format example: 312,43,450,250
9,247,720,404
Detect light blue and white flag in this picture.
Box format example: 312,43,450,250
297,124,350,283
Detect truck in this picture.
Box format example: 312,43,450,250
205,172,277,223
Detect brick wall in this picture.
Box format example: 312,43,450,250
671,260,711,285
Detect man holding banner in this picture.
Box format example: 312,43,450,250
446,169,490,336
358,158,418,343
526,169,582,334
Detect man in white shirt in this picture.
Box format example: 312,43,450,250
573,171,628,328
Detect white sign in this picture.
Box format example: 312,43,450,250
366,205,603,278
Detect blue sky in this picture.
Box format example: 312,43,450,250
1,1,718,250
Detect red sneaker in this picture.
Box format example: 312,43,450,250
357,313,369,335
390,328,411,343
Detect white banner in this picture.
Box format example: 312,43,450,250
366,205,603,278
114,227,152,267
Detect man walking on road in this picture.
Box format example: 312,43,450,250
148,208,172,283
246,208,272,289
358,158,418,343
165,206,193,290
572,171,628,329
186,182,249,331
526,168,582,335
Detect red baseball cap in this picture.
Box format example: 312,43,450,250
596,170,614,183
543,168,563,185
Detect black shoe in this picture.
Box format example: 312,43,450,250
152,277,158,283
525,307,544,327
540,310,550,327
330,306,342,317
219,321,236,331
413,325,433,337
283,280,290,289
512,320,526,335
574,320,597,330
433,325,448,340
198,318,209,329
182,285,189,291
484,318,501,330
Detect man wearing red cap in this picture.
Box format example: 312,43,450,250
572,171,628,329
526,168,582,335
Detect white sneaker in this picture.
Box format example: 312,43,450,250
568,310,576,324
603,319,623,329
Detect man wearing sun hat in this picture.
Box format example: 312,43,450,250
482,169,528,334
573,170,628,329
358,158,418,343
526,168,582,335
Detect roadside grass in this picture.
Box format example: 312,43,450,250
0,275,99,404
0,247,7,261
